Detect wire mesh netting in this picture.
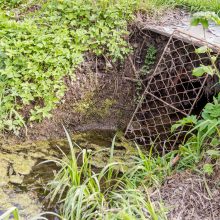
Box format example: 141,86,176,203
125,31,220,150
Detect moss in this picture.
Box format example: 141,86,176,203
0,187,42,218
9,175,24,184
96,98,117,118
73,92,117,119
0,160,9,186
0,153,36,176
73,92,95,116
0,130,141,217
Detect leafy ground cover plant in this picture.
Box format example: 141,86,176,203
0,0,136,134
1,0,220,134
1,0,220,135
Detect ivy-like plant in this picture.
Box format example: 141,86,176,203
191,12,220,79
191,11,220,28
0,0,136,134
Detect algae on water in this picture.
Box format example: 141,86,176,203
0,131,140,218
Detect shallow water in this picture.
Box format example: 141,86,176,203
0,130,137,219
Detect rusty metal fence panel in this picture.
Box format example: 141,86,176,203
125,31,220,150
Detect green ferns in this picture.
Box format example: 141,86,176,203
0,0,135,133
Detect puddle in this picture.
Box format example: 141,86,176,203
0,130,137,219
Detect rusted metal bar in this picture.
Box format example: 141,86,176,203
126,30,220,149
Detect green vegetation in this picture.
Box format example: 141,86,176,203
0,0,219,133
1,2,220,219
140,46,157,77
73,92,116,118
137,0,220,14
45,130,170,220
0,207,61,220
172,0,220,13
135,45,157,102
170,11,220,172
45,105,220,219
191,11,220,28
0,207,20,220
172,94,220,170
0,0,134,133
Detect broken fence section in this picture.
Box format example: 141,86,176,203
125,30,220,149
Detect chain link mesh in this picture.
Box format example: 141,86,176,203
126,31,220,149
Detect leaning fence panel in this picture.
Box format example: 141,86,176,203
125,31,220,149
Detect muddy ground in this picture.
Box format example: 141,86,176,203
1,9,220,220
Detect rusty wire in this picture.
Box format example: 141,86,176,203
125,30,220,150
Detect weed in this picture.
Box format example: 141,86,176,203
172,93,220,170
170,12,220,171
0,207,20,220
136,0,220,14
174,0,220,14
135,45,157,103
0,0,135,133
124,144,174,187
140,46,157,77
45,130,168,220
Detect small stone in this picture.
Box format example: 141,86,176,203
9,175,24,184
13,156,36,175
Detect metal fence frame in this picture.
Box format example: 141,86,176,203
125,30,220,149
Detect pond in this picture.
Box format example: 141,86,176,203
0,130,137,219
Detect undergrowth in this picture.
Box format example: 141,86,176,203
44,112,220,220
137,0,220,14
0,0,135,134
0,0,219,135
44,130,170,220
172,11,220,173
0,0,220,134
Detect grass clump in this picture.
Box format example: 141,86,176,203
45,130,169,220
173,0,220,13
135,0,220,15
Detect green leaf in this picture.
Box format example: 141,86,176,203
191,12,220,29
192,66,206,77
203,163,214,175
200,19,209,29
211,56,217,63
191,18,200,26
192,65,214,77
171,115,197,132
195,46,212,54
